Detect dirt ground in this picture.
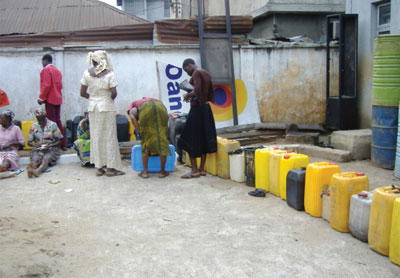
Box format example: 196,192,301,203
1,158,400,277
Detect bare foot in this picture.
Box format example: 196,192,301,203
200,170,207,176
138,172,149,179
27,166,33,178
32,169,40,177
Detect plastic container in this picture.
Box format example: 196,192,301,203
131,144,176,172
205,152,217,176
21,120,35,150
349,191,373,242
372,35,400,106
368,186,400,256
322,193,330,222
268,150,290,196
116,114,130,142
390,198,400,266
128,119,137,141
329,172,370,233
217,137,240,179
304,162,341,218
286,168,306,211
279,153,309,200
72,115,84,143
255,147,280,191
244,146,264,187
372,106,398,169
229,149,245,183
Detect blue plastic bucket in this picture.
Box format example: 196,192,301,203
371,106,398,169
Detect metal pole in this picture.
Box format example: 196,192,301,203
225,0,239,125
197,0,206,68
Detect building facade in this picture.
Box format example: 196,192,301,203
346,0,400,127
117,0,176,21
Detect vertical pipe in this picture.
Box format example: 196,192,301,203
225,0,239,125
197,0,206,68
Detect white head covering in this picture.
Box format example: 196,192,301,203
87,50,113,75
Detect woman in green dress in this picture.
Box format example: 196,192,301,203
127,98,170,179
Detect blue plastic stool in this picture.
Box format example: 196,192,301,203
131,144,176,172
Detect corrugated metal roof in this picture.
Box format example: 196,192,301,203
156,16,253,44
0,24,154,47
0,0,149,36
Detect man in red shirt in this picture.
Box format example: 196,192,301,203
37,54,65,149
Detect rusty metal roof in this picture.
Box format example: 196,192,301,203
0,24,154,47
0,15,252,47
156,16,253,44
0,0,149,36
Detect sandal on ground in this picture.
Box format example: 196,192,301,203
105,169,125,177
159,172,169,178
248,189,266,197
138,172,149,179
181,172,201,179
96,168,106,176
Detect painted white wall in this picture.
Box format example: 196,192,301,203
0,43,334,125
346,0,400,128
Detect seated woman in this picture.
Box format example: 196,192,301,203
0,110,24,177
27,108,63,178
73,113,92,167
128,98,170,178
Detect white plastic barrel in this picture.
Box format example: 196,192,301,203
349,191,373,242
229,152,245,183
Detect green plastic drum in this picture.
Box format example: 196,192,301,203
372,35,400,107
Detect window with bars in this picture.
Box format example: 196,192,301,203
377,2,391,35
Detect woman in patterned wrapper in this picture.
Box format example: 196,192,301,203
79,50,125,177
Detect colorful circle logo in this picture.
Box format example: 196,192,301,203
210,80,248,122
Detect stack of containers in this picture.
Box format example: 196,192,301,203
329,172,370,233
304,162,341,218
371,35,400,169
368,186,400,256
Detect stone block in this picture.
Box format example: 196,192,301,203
331,129,371,160
297,145,352,162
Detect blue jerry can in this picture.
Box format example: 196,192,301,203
131,144,176,172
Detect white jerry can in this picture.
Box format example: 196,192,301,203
229,150,245,183
322,193,330,222
349,191,373,242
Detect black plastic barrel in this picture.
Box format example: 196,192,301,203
286,168,306,211
116,115,130,142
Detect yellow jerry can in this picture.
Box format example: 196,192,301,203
204,152,217,176
304,162,341,218
21,120,35,150
269,150,293,197
216,137,240,179
329,172,370,233
369,186,400,256
255,147,280,192
279,153,309,200
390,197,400,265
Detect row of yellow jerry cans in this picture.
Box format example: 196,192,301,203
323,185,400,266
253,150,400,266
254,147,309,199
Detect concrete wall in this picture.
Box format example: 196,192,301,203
251,14,328,42
346,0,400,128
0,43,336,126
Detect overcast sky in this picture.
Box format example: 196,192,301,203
99,0,118,8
